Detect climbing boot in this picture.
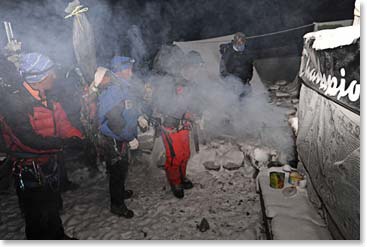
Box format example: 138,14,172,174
171,184,184,199
123,190,133,199
182,177,193,190
110,204,134,218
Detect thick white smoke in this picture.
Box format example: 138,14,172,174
150,40,295,163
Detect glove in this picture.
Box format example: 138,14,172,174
183,112,191,120
63,137,84,150
128,138,139,150
138,116,149,131
182,112,192,130
89,67,108,93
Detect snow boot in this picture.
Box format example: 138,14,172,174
123,190,133,199
171,184,184,199
182,177,193,190
110,203,134,218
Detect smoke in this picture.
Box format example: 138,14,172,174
149,43,295,162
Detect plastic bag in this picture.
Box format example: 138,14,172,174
65,0,96,83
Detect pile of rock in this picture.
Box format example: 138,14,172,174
268,80,300,109
199,141,246,172
199,139,283,177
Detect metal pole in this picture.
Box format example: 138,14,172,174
3,21,11,43
8,22,14,40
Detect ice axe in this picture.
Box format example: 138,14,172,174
3,21,22,68
192,122,200,153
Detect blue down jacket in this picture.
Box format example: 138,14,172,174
98,81,139,142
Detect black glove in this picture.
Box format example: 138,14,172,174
63,137,84,150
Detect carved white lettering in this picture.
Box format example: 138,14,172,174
302,57,360,102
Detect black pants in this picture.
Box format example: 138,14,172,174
15,160,65,240
19,186,64,239
101,138,130,207
109,152,129,206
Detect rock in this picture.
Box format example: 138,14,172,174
221,150,244,171
276,80,288,86
200,149,218,171
216,144,235,156
197,218,210,232
291,99,299,104
269,85,280,91
275,92,290,98
286,109,297,116
223,162,242,170
209,141,220,149
203,161,220,171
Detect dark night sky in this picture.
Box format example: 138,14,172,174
0,0,355,67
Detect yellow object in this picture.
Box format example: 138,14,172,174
64,5,88,19
289,171,303,185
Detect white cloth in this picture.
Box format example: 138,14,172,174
129,138,139,150
138,116,149,129
89,67,108,94
93,67,108,87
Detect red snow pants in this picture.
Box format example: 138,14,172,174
161,128,191,186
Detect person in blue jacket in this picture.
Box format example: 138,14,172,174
97,56,148,218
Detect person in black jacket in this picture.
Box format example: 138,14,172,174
219,32,254,98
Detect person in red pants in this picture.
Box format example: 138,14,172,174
161,81,194,198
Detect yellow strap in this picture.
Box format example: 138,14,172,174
64,5,88,19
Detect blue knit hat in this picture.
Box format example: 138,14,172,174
20,52,54,83
111,56,135,73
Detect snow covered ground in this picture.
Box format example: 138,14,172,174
0,146,265,240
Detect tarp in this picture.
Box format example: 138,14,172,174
297,26,360,240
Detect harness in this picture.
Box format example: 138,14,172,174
162,113,192,133
10,152,59,190
0,115,60,190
